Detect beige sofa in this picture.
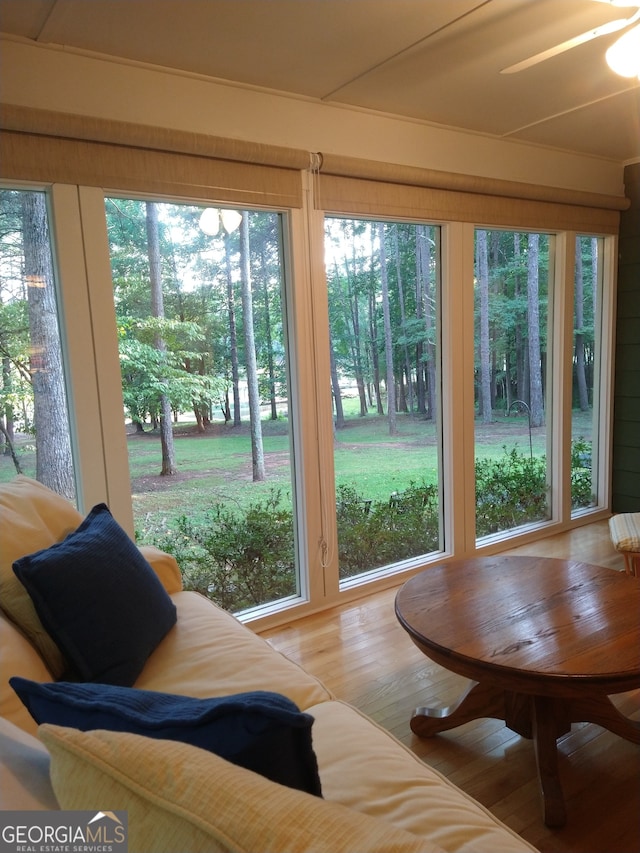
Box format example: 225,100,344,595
1,476,538,853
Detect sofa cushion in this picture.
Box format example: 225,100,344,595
39,724,443,853
0,612,54,736
13,503,177,686
0,717,58,810
138,545,183,594
0,476,83,678
11,678,322,796
307,700,538,853
135,590,332,712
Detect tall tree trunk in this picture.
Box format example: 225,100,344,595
574,240,589,411
527,233,544,427
146,201,177,476
476,230,492,424
418,226,437,421
2,355,15,457
489,232,501,412
329,331,345,429
349,254,368,418
0,421,22,473
239,213,265,481
261,271,278,420
220,389,230,423
223,234,242,427
378,223,397,436
22,193,75,498
513,234,526,403
415,229,426,416
335,254,368,417
368,289,383,414
393,226,413,414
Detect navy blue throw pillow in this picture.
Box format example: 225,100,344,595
10,678,322,796
12,504,177,686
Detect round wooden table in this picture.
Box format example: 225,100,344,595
395,555,640,827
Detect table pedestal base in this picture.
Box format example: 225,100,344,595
410,681,640,828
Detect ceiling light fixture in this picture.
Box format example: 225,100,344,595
605,23,640,77
501,1,640,75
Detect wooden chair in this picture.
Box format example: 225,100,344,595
608,513,640,577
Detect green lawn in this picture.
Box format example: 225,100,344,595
0,408,594,534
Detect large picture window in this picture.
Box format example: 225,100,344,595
105,197,299,615
474,229,552,540
325,217,442,582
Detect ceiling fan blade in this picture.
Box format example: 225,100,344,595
501,16,635,73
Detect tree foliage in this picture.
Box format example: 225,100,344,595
0,190,74,496
106,200,284,453
0,191,602,611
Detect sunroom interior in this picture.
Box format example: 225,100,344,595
0,0,639,629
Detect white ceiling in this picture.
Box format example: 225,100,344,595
1,0,639,162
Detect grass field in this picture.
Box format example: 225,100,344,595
0,407,594,537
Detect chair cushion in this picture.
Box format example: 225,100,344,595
609,513,640,552
12,503,177,685
11,678,322,795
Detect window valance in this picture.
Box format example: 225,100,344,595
0,104,627,232
314,153,625,234
0,104,307,208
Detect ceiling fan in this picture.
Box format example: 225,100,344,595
501,0,640,77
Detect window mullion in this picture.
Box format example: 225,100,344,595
76,185,135,535
549,232,575,524
49,184,110,515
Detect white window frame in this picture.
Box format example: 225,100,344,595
3,178,617,630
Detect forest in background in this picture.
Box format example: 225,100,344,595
0,189,599,611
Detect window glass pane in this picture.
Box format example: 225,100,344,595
0,188,76,500
474,229,551,539
325,217,442,583
105,198,297,614
571,235,603,513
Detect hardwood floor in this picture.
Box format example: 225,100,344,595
261,520,640,853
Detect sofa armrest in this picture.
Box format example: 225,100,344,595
0,717,58,810
138,546,183,594
1,611,55,735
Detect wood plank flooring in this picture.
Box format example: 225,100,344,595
261,520,640,853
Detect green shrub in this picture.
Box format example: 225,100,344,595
570,437,594,509
336,481,439,579
145,447,594,611
152,488,296,613
475,446,548,536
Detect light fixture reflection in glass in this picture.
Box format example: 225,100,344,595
199,208,243,236
606,23,640,78
221,209,243,233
